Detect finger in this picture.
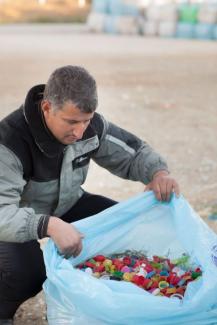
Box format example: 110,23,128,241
153,183,162,201
159,179,167,201
72,241,83,258
64,253,72,259
57,246,65,256
166,179,173,202
76,241,83,256
73,246,82,257
62,247,74,259
60,245,76,259
173,181,180,197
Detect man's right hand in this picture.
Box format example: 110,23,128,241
47,217,84,258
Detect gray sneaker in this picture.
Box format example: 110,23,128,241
0,320,13,325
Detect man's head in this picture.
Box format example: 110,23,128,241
41,65,98,145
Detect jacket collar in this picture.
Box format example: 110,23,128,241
23,84,66,158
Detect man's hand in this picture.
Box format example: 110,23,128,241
47,217,84,258
145,170,180,202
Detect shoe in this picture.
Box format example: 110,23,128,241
0,320,13,325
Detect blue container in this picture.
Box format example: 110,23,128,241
104,16,118,34
92,0,109,14
194,23,215,40
213,25,217,40
176,22,195,39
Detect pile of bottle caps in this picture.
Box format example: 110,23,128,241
76,250,202,299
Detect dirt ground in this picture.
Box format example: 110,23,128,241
0,24,217,324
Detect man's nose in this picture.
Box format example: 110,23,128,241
73,122,86,139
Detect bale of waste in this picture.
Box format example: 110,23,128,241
213,24,217,39
143,20,159,36
108,0,123,15
145,5,161,21
108,0,139,17
121,0,140,17
87,12,106,33
159,4,178,22
159,21,177,38
104,15,118,33
194,23,215,40
116,16,138,34
176,22,195,39
92,0,109,14
198,6,217,24
179,4,199,24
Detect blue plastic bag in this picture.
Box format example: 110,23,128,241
43,192,217,325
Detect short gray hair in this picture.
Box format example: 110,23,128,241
43,65,98,113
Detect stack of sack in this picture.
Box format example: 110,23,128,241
140,4,178,37
87,0,217,40
87,0,140,35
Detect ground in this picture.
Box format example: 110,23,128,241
0,24,217,324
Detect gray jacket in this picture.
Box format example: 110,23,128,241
0,85,168,243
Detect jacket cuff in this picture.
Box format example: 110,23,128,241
149,166,169,182
37,215,50,239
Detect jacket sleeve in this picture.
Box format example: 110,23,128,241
92,116,169,184
0,144,44,242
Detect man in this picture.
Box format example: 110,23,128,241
0,66,179,324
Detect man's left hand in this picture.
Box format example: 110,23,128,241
145,170,180,202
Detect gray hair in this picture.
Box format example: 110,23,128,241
43,65,98,113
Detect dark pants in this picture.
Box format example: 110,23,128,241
0,192,117,318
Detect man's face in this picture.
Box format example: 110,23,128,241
41,100,94,145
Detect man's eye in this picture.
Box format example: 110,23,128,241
66,120,76,125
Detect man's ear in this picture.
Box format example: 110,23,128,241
41,100,52,117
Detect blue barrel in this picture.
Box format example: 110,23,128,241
176,22,195,39
104,15,118,34
92,0,109,14
194,23,215,40
213,25,217,40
